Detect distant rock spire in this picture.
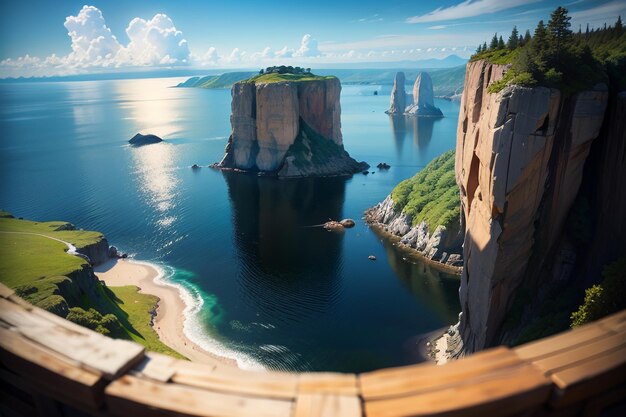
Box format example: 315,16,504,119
405,72,443,117
385,72,406,115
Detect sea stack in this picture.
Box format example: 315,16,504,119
213,70,368,177
405,72,443,117
386,72,406,115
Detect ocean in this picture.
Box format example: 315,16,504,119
0,77,461,372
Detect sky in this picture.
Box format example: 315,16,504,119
0,0,624,78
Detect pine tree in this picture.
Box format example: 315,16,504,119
547,7,572,62
508,26,519,49
476,44,483,53
482,41,488,52
498,35,505,49
534,20,548,49
524,29,532,44
616,16,623,35
489,33,499,50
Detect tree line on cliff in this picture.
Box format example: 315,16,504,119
472,7,625,94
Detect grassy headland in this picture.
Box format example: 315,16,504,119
0,214,183,358
390,150,460,232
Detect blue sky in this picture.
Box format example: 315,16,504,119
0,0,624,77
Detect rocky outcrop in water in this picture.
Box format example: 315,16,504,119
405,72,444,117
453,59,611,354
214,77,368,177
386,72,406,115
129,133,162,146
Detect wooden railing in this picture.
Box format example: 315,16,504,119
1,283,625,417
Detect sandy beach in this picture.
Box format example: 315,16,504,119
94,259,237,367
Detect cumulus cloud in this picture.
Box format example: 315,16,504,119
275,46,294,58
294,34,321,57
123,14,190,65
0,5,191,77
199,47,219,65
64,6,122,65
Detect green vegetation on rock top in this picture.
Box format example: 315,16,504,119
390,150,460,232
245,72,336,84
471,8,626,94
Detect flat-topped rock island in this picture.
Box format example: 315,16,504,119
212,68,368,177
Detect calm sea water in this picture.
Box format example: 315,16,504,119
0,77,461,372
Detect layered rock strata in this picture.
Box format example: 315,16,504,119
405,72,444,117
454,59,609,353
386,72,406,115
214,77,368,177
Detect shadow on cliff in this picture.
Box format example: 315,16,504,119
222,171,348,322
388,115,438,157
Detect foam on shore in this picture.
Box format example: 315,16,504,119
127,259,265,370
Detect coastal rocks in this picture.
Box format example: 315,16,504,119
129,133,163,146
376,162,390,170
365,195,463,266
368,255,377,261
323,218,356,231
386,72,406,115
214,77,368,177
454,59,609,353
405,72,444,117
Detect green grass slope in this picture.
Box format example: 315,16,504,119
0,214,183,359
390,150,460,232
245,72,336,84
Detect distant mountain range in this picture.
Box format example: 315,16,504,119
0,55,468,84
177,65,467,99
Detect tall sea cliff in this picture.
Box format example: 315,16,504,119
453,59,624,354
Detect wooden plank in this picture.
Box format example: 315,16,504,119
298,372,358,396
105,375,293,417
293,393,361,417
133,352,178,382
514,324,610,361
531,332,626,375
0,326,106,409
171,361,298,400
364,364,551,417
0,297,145,379
549,345,626,408
596,309,626,334
0,283,15,299
360,347,522,400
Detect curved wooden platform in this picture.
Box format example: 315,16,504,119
1,283,624,417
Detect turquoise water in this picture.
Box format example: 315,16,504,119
0,77,461,372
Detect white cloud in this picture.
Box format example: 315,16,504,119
123,14,190,65
63,5,122,65
294,34,322,57
570,0,626,28
1,5,191,77
406,0,539,23
198,47,219,66
275,46,294,58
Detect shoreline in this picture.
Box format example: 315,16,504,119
94,258,238,368
363,212,463,275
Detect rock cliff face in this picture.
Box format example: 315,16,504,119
406,72,444,117
454,59,610,353
215,77,367,177
386,72,406,115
